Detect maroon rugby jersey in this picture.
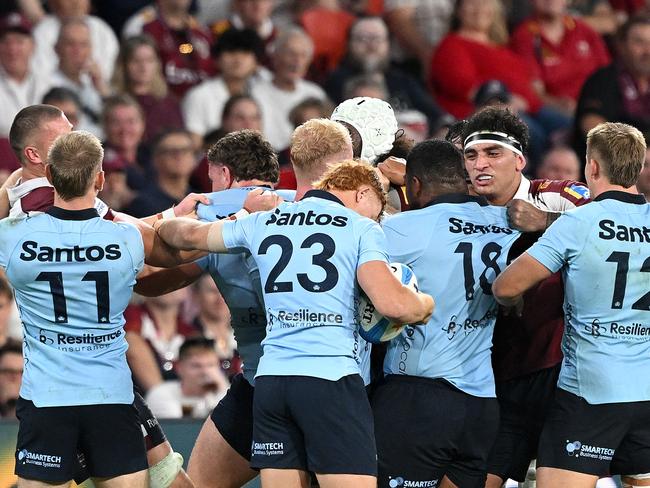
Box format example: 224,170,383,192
491,177,590,381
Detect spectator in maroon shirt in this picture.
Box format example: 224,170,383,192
112,34,185,145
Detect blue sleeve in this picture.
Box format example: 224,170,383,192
527,211,584,273
357,219,389,266
0,218,26,270
120,222,145,274
196,255,210,271
383,214,426,265
221,212,262,252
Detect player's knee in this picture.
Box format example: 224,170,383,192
622,473,650,487
149,451,184,488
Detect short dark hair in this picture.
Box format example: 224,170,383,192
617,13,650,43
406,139,466,192
221,94,259,121
0,339,22,362
0,275,13,301
42,86,82,109
151,128,194,155
445,119,468,147
179,337,216,361
460,107,529,156
9,104,64,164
213,28,264,61
207,130,279,184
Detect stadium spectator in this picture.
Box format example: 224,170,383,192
0,13,50,138
252,26,327,151
112,34,184,145
51,18,108,130
210,0,277,66
0,340,22,419
574,14,650,158
383,0,454,76
102,94,150,191
32,0,118,83
42,86,94,133
326,17,447,135
123,0,215,97
125,287,197,384
182,28,266,146
146,337,229,419
125,129,198,217
190,94,264,192
510,0,611,117
289,97,334,128
192,274,242,380
536,146,582,182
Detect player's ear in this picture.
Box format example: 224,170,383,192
44,164,54,185
587,157,600,181
515,153,527,173
95,170,105,193
356,185,371,203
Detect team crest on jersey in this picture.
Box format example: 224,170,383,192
564,184,590,200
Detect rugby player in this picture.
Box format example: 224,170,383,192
137,120,355,488
493,122,650,488
0,131,148,487
458,107,590,488
372,139,521,488
0,104,200,488
154,160,434,488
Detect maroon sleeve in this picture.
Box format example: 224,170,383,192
20,186,54,213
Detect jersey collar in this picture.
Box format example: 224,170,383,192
594,191,646,204
423,193,489,208
302,189,344,206
46,207,100,220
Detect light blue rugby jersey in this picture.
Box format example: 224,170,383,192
383,194,521,397
527,191,650,404
221,190,389,381
0,207,144,407
196,187,295,384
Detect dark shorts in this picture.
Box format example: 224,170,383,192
15,397,147,483
487,364,560,481
251,374,377,475
210,373,255,460
538,388,650,476
372,375,499,488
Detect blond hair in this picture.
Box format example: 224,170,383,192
587,122,647,188
291,119,351,179
314,160,387,211
48,131,104,201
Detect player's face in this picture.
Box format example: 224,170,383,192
464,143,525,206
31,114,73,165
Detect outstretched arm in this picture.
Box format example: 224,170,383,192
492,252,552,307
154,218,228,253
357,261,434,325
135,262,203,297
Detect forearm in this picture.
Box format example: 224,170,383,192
155,218,226,252
135,263,202,297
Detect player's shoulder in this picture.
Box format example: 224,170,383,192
529,179,590,207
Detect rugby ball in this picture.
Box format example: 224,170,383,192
357,263,418,343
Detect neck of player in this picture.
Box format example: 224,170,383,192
53,189,97,211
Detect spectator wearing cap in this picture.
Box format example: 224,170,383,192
122,0,215,98
510,0,611,117
31,0,119,84
182,28,266,147
0,12,51,137
145,337,229,419
111,34,184,145
252,27,327,151
326,17,449,137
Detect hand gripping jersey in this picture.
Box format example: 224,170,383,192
383,194,521,397
220,190,389,380
196,187,295,384
0,207,144,407
492,177,590,381
527,191,650,404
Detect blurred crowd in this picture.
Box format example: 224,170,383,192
0,0,649,419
